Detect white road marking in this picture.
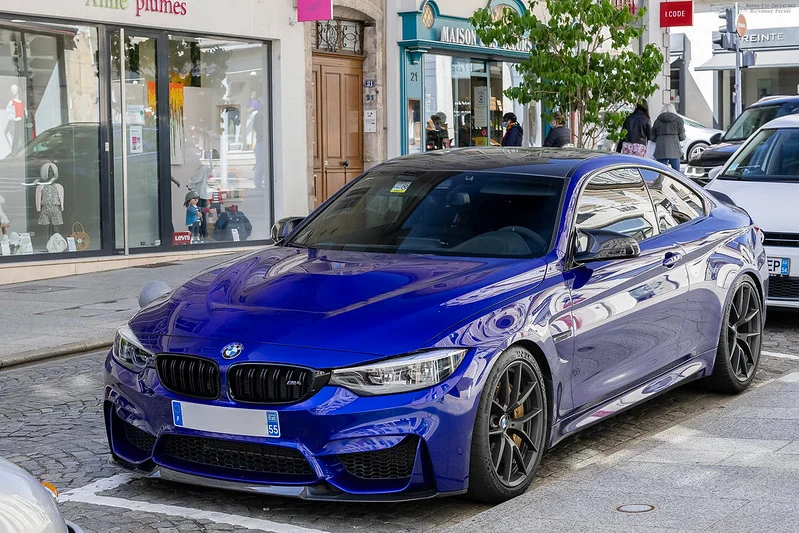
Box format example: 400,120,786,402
61,474,331,533
763,350,799,361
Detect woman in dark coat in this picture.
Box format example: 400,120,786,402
651,103,686,171
543,111,571,148
501,112,524,146
617,100,651,157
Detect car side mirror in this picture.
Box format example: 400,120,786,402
574,228,641,264
270,216,304,243
710,132,722,145
138,281,171,309
707,166,723,182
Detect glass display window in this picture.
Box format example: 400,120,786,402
0,20,101,257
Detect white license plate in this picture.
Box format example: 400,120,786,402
171,400,280,438
767,257,790,276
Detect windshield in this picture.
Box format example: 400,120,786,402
724,105,780,141
288,169,565,258
722,127,799,181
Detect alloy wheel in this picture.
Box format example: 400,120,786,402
488,360,545,487
726,282,762,382
688,142,708,161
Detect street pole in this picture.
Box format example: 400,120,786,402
734,3,742,119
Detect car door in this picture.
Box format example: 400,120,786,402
640,167,731,358
566,167,691,413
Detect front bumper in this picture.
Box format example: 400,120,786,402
103,349,485,501
765,245,799,309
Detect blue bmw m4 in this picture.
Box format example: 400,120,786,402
105,148,767,503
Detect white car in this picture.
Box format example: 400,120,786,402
706,114,799,309
0,456,83,533
681,115,725,162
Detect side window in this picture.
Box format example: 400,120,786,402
640,169,705,231
575,168,658,244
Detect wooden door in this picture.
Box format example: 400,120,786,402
312,53,364,207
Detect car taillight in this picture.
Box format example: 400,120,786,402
754,226,765,244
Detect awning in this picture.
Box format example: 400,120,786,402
696,49,799,71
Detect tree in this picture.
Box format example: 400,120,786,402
470,0,664,148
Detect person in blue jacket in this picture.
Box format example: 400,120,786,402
501,112,524,146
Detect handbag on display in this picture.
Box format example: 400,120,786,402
46,233,68,253
69,222,90,251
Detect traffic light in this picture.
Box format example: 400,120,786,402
719,7,734,33
713,8,737,51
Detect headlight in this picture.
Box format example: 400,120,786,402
329,349,467,396
112,324,154,371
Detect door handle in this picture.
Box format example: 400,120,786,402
342,160,350,168
662,251,682,268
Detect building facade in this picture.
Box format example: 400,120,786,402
305,0,387,209
674,1,799,129
0,0,308,276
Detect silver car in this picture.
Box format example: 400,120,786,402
0,457,83,533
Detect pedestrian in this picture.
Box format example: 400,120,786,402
543,111,571,148
651,103,685,171
501,112,523,146
617,100,651,157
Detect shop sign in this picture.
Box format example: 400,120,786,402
172,232,191,245
660,1,693,27
438,26,532,52
713,27,799,50
84,0,189,17
297,0,333,22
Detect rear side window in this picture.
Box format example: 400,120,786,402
725,105,780,141
640,169,706,231
575,168,658,243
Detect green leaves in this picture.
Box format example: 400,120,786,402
470,0,663,148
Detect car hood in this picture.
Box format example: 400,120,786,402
706,179,798,233
688,141,741,166
129,247,548,361
0,457,67,533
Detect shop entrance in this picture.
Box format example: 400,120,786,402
311,53,364,207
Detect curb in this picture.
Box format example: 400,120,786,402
0,340,112,370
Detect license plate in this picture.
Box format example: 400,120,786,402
767,257,790,276
172,400,280,438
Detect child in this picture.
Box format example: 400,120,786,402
184,190,202,244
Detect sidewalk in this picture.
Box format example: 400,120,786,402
447,371,799,533
0,253,241,368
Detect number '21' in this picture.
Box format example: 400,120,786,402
410,72,418,82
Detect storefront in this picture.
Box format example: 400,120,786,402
396,0,539,155
0,0,307,266
698,26,799,129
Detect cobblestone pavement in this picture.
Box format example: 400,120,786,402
0,310,797,533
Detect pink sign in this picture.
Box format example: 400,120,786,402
297,0,333,22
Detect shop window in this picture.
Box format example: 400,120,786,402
167,36,271,246
312,20,364,55
422,55,529,151
0,20,101,258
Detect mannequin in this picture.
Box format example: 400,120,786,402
35,162,64,238
0,194,9,236
5,84,25,153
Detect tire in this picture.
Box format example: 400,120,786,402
687,141,709,162
467,346,548,503
705,276,763,393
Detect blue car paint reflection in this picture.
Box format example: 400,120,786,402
104,148,767,501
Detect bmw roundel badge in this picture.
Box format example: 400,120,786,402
221,342,244,360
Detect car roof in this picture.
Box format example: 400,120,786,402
762,114,799,129
378,147,618,178
751,95,799,107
